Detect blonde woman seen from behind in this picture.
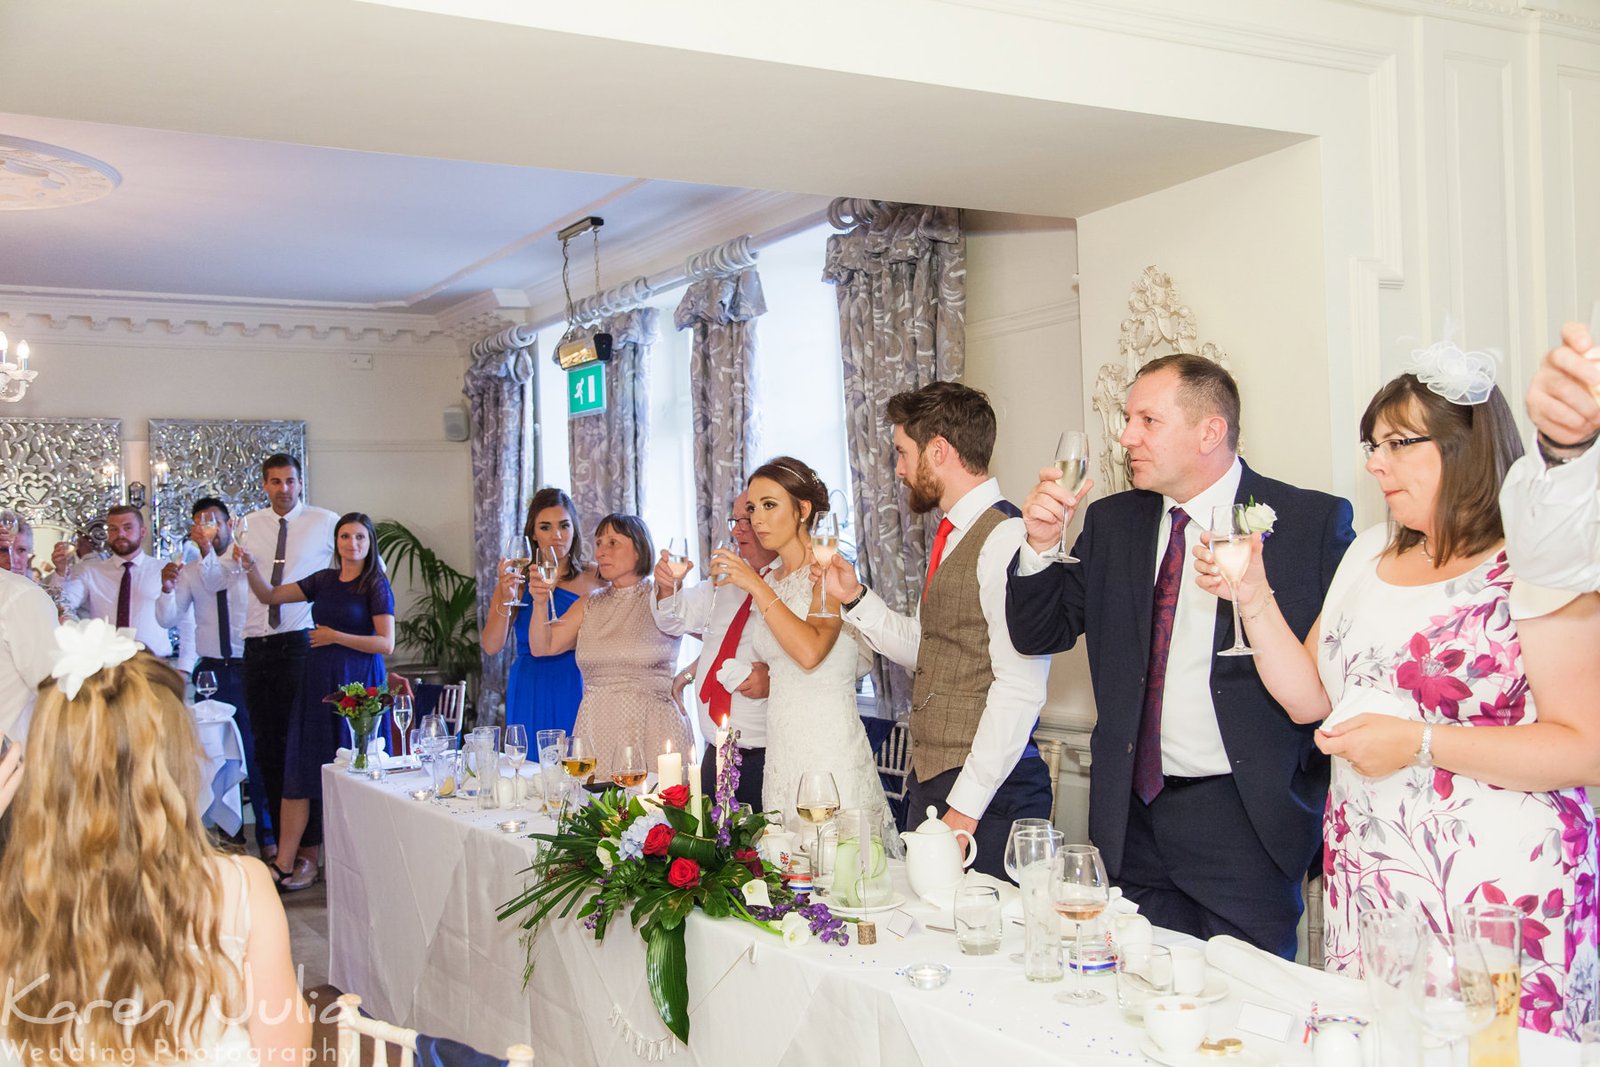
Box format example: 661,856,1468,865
0,630,311,1067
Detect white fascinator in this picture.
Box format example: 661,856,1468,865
51,618,144,699
1407,336,1499,406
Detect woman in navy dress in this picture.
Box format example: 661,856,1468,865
244,512,393,891
481,488,600,736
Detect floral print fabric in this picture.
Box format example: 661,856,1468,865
1316,526,1597,1037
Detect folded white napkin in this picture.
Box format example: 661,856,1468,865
1322,684,1415,733
190,699,236,724
1205,934,1370,1015
1001,881,1138,925
715,657,752,693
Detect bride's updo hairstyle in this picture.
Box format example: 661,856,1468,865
749,456,830,536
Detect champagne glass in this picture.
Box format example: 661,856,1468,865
392,694,414,759
504,535,532,608
1210,504,1256,657
1041,431,1089,563
1050,844,1110,1004
198,512,220,550
502,724,528,807
794,770,841,889
609,739,647,796
811,513,841,618
227,516,249,573
665,536,692,612
535,545,560,624
1408,934,1496,1067
194,670,218,702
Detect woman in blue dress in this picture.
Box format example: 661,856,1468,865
244,512,394,892
481,487,600,736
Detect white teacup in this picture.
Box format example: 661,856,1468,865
1170,944,1208,996
758,829,798,870
1144,995,1208,1055
1112,912,1154,952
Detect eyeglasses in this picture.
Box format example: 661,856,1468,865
1361,435,1433,459
726,516,753,531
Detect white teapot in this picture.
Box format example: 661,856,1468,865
902,805,977,905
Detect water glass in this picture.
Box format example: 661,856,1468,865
1579,1020,1600,1066
1359,909,1426,1067
428,750,461,800
535,728,566,811
1451,904,1522,1067
476,751,502,810
1019,858,1063,982
954,885,1003,956
1408,934,1496,1066
1117,943,1174,1022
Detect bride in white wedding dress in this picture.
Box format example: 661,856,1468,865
709,456,894,838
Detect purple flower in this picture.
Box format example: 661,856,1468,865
712,730,743,848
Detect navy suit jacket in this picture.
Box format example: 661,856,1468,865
1004,462,1354,881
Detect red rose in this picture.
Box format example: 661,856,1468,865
659,784,690,809
365,686,380,697
643,824,676,857
666,857,701,888
338,696,358,709
734,848,763,878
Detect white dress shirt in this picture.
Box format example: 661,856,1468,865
1016,459,1241,777
157,550,250,659
51,551,174,656
237,501,339,638
845,478,1051,819
0,569,58,741
652,561,779,750
1500,438,1600,592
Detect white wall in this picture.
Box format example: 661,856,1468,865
2,327,472,627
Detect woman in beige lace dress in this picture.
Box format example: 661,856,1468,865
531,513,688,780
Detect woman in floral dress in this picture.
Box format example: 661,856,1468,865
1195,364,1598,1038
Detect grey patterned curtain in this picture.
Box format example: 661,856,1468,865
464,327,538,701
822,199,966,720
567,307,657,522
675,268,766,562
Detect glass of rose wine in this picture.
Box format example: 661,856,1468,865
610,739,647,798
795,770,841,891
1050,844,1110,1004
811,513,840,618
1042,431,1088,563
1210,505,1256,658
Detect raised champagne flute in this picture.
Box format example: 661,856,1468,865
228,516,249,574
1050,843,1110,1004
811,513,841,618
708,537,733,611
1210,504,1256,657
795,770,841,890
535,545,560,624
1042,431,1088,563
665,536,692,613
609,739,647,797
504,535,532,609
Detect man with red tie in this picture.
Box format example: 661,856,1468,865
50,504,175,656
651,489,779,806
818,382,1052,879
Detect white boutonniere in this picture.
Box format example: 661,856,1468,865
1240,497,1277,537
51,618,143,699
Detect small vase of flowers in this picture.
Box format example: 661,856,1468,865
325,681,393,775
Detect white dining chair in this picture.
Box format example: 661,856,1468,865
874,721,911,803
336,993,533,1067
436,682,467,740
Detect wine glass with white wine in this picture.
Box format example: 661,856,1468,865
1210,505,1256,657
664,536,692,613
794,770,841,890
1042,431,1089,563
504,535,532,609
811,513,841,618
535,545,561,624
560,735,597,810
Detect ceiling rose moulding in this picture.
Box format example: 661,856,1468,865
0,136,121,212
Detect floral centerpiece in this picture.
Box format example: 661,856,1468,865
323,681,392,773
499,733,848,1043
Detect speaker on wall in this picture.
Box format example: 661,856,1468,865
443,403,470,442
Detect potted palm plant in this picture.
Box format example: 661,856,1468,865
374,520,480,695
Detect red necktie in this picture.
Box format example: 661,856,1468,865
1133,507,1190,805
116,561,134,628
922,518,956,599
699,594,755,728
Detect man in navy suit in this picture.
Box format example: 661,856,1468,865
1005,354,1354,957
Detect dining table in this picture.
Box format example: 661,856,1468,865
322,765,1584,1066
191,698,247,836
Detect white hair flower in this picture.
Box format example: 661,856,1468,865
51,618,143,699
1408,338,1498,406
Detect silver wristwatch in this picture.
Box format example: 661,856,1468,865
1413,723,1434,768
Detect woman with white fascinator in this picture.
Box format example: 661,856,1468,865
1192,345,1599,1038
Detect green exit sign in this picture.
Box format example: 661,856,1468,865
568,362,606,417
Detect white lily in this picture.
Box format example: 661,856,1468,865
781,911,813,947
740,879,772,909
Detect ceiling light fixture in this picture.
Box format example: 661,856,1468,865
555,216,612,370
0,331,37,402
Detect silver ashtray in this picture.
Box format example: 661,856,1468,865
408,788,433,801
497,819,527,834
904,963,950,990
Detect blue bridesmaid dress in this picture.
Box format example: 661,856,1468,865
504,586,583,735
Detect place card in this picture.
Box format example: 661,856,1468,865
1234,1001,1296,1043
883,909,917,940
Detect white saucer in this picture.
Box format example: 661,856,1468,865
821,892,906,917
1139,1037,1263,1067
1188,976,1229,1004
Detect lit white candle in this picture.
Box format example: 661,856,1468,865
656,746,682,790
15,341,28,373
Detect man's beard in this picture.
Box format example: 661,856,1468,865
904,458,942,515
110,539,138,557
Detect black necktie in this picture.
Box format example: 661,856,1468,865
268,518,289,628
116,561,133,629
217,588,233,658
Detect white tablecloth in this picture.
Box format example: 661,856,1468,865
323,769,1583,1066
192,700,246,835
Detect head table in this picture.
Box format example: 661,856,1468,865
322,767,1581,1066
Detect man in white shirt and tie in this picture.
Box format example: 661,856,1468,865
50,505,175,656
157,495,271,852
237,453,339,870
651,490,778,806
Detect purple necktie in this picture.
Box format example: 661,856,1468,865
116,561,134,629
1133,507,1190,805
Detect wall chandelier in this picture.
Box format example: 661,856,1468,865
0,332,37,402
